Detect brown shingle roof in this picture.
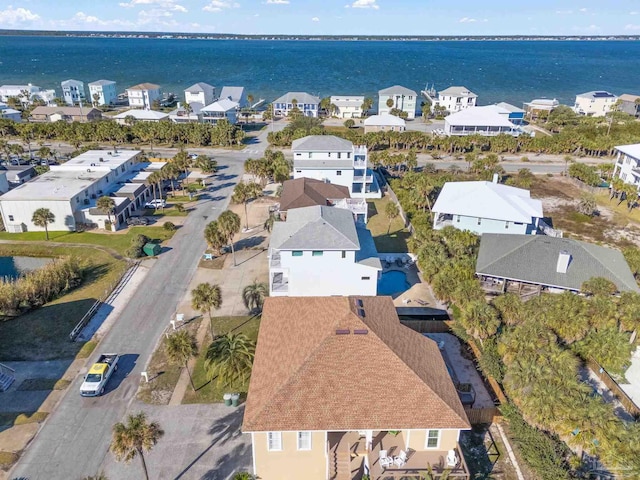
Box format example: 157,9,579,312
279,178,351,212
243,296,470,432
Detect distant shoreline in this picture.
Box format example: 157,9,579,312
1,30,639,41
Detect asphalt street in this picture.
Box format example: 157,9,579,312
10,127,278,480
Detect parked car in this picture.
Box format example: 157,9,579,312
144,199,166,209
126,216,149,226
80,354,119,396
188,153,198,159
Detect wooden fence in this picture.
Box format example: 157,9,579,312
586,357,640,419
465,407,502,425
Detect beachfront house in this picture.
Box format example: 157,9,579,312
219,86,249,108
200,98,239,125
613,143,640,189
0,150,150,232
330,95,364,118
618,94,640,118
0,103,22,122
244,295,471,480
494,102,526,125
432,178,543,235
184,82,215,107
268,206,381,296
61,79,86,106
292,135,381,198
88,80,117,106
363,113,406,133
126,83,162,109
30,106,102,123
273,92,320,117
378,85,417,119
169,103,203,124
113,109,169,124
444,106,525,137
476,234,639,297
0,84,55,105
523,98,559,119
435,86,478,114
573,91,617,117
278,177,368,223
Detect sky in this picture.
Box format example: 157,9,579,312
0,0,638,35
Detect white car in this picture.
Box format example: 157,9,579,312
145,199,166,209
80,354,119,397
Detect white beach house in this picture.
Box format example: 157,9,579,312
273,92,320,117
126,83,162,109
184,82,215,107
444,106,525,137
268,205,381,297
113,109,169,124
292,135,381,199
363,113,406,133
613,143,640,189
523,98,559,119
0,84,55,105
200,98,239,125
378,85,417,119
573,91,617,117
330,95,364,118
432,178,543,235
61,79,86,106
88,80,117,106
435,86,478,113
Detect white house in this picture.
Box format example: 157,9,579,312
435,86,478,113
291,135,381,199
523,98,559,119
113,109,169,124
200,98,239,125
363,113,406,133
432,178,543,235
0,84,46,104
273,92,320,117
330,95,364,118
126,83,162,109
268,205,381,297
184,82,215,107
613,143,640,189
444,106,525,137
218,86,248,108
88,80,117,106
378,85,417,119
0,150,150,232
169,102,203,124
573,91,617,117
61,79,86,106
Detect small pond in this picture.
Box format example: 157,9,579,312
377,270,411,296
0,256,54,281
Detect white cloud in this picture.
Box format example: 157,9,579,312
579,7,587,12
625,24,640,30
0,6,40,25
556,10,573,14
119,0,187,12
631,11,639,15
349,0,379,9
312,16,319,21
203,0,240,12
266,0,289,4
119,2,135,7
572,24,601,32
459,17,487,23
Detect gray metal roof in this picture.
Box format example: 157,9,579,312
378,85,417,96
476,234,639,293
185,82,214,93
88,79,116,87
219,86,244,103
273,91,321,105
292,135,353,153
270,205,359,251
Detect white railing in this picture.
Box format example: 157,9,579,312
538,219,563,238
353,174,373,183
272,282,289,293
353,160,367,168
332,198,367,214
270,254,281,268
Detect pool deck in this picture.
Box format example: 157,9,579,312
382,264,445,310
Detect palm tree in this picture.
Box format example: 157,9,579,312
232,182,263,230
386,98,394,109
31,208,55,240
361,97,374,117
218,210,241,266
165,330,198,391
195,155,217,174
204,220,227,255
183,102,193,120
242,281,268,314
96,196,116,226
110,412,164,480
204,333,255,389
384,201,399,234
191,282,222,339
263,213,276,233
147,171,162,206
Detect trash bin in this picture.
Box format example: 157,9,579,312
223,393,232,407
231,393,240,407
143,242,161,257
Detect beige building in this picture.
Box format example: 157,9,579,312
30,106,102,123
573,90,617,117
243,296,471,480
363,113,406,133
330,95,364,118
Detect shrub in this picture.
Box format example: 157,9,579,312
125,246,143,259
521,156,529,162
131,234,150,248
163,221,176,231
576,194,598,216
344,119,355,128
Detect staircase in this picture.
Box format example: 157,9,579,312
330,448,352,480
0,371,15,392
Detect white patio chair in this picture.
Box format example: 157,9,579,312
393,450,408,467
447,449,459,467
379,449,393,469
176,313,185,323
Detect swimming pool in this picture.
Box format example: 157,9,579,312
377,270,410,296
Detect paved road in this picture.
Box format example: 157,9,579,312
10,127,278,480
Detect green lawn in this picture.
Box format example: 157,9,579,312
143,207,188,217
366,196,410,253
0,226,176,257
0,244,126,360
182,315,260,404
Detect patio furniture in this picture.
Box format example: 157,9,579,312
203,253,213,260
416,299,428,306
447,449,459,467
176,313,184,323
393,450,408,467
379,450,393,469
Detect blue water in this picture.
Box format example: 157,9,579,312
0,256,52,281
378,270,410,296
1,36,639,106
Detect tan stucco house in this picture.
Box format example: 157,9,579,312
243,296,471,480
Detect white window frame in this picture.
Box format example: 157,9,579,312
425,429,440,449
267,431,282,451
297,431,312,450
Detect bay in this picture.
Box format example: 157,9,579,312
0,36,638,106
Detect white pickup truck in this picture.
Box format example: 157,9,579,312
80,353,119,397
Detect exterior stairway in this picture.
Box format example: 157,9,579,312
330,448,352,480
0,371,15,392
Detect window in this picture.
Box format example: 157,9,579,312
426,430,440,448
337,152,341,159
8,215,14,221
312,251,323,257
456,215,460,223
361,276,370,280
328,152,332,158
297,431,312,450
505,222,509,229
308,153,312,159
336,170,342,176
296,170,302,174
292,251,303,257
268,432,282,451
477,218,482,225
342,251,346,258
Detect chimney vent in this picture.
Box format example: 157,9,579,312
556,251,571,274
492,173,499,184
353,329,368,335
335,328,350,335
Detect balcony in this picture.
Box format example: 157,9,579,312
353,159,367,168
270,253,281,268
271,271,288,294
331,198,368,215
353,174,374,183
